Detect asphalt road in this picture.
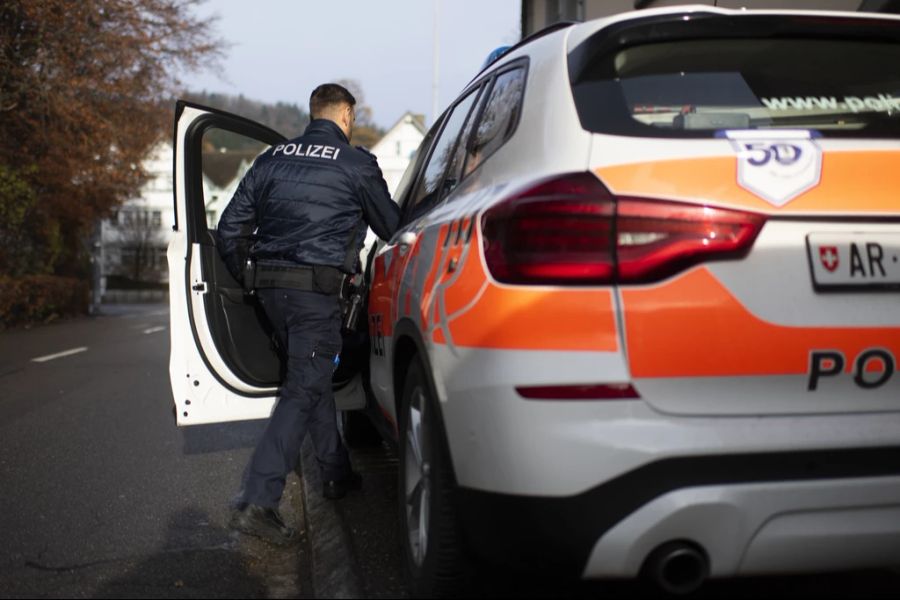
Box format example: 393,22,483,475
0,305,309,598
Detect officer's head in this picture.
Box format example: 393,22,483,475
310,83,356,141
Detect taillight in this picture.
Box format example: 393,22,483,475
481,173,614,285
481,172,765,285
616,199,766,283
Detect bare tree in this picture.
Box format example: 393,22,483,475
336,78,386,148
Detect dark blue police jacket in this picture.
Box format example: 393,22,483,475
217,119,401,278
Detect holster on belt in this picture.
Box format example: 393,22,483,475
242,259,257,294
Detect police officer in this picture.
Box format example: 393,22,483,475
218,83,400,546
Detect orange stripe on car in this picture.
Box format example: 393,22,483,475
441,244,487,317
428,227,619,351
419,224,451,323
446,283,618,351
597,151,900,214
447,284,618,351
622,267,900,378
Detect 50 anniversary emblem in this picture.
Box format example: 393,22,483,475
727,130,823,207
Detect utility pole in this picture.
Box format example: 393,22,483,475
89,218,103,315
432,0,440,125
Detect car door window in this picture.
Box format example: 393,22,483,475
405,88,480,223
394,118,442,212
200,128,269,231
443,86,487,194
464,66,526,176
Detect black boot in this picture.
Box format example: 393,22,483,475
323,470,362,500
229,504,299,547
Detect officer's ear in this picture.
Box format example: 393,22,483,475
343,104,355,140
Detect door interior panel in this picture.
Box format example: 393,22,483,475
181,102,369,393
198,233,282,386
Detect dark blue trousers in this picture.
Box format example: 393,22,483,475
239,288,350,508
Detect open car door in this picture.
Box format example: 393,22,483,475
168,101,367,426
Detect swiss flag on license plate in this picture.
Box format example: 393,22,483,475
818,246,839,272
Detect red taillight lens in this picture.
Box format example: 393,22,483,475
481,173,765,285
481,173,615,285
616,199,766,283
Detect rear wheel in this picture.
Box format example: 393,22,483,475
398,355,470,597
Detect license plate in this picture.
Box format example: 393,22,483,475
807,232,900,291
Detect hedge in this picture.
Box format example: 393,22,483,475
0,275,89,329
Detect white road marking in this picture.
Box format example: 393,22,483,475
143,326,166,334
31,347,88,363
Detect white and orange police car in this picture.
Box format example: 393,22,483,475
169,5,900,596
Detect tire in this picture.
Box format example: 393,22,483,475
398,355,471,598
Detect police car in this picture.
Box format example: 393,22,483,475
169,5,900,596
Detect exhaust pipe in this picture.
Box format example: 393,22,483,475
642,541,709,595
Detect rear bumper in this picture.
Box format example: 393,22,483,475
434,346,900,577
436,346,900,497
455,448,900,579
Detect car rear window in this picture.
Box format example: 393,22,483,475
570,36,900,138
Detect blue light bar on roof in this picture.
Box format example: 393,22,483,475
480,46,512,71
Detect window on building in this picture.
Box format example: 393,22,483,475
546,0,584,23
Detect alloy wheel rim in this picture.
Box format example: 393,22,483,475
404,386,431,567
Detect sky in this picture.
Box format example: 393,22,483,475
182,0,522,129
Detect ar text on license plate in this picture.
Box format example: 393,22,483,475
807,232,900,291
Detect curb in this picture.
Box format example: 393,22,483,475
298,437,363,599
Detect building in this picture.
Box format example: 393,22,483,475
522,0,900,36
369,111,428,195
99,141,238,294
100,141,174,293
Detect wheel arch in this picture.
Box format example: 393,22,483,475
391,318,458,483
391,318,432,422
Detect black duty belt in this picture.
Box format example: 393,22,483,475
248,263,345,295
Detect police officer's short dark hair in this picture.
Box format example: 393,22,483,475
310,83,356,119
